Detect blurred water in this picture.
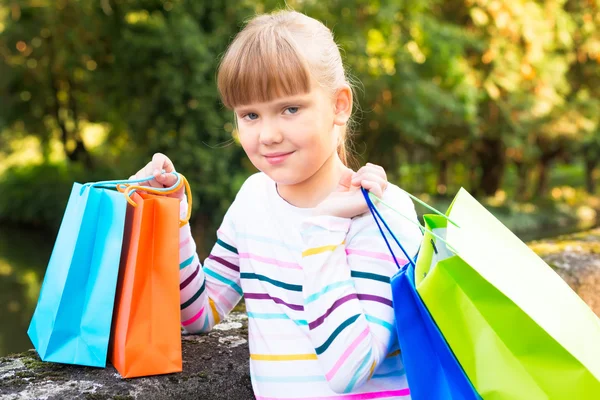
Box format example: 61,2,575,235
0,224,53,357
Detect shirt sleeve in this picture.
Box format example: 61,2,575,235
300,186,422,393
178,195,243,334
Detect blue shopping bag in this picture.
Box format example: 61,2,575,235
28,182,127,367
361,188,480,400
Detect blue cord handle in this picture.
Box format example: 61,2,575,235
79,169,180,195
122,171,182,197
361,187,416,269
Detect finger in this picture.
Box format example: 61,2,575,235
361,180,383,198
152,153,175,175
353,165,386,180
366,162,385,173
155,171,178,187
363,163,387,184
136,160,164,188
337,168,354,191
351,172,385,187
147,178,164,189
138,170,163,189
353,165,374,177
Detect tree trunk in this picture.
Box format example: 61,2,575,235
47,34,92,169
477,138,505,197
436,158,448,194
585,159,598,194
468,149,479,197
534,158,552,198
66,78,93,168
67,138,92,168
514,161,529,201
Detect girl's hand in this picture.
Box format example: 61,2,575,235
313,163,388,219
129,153,185,200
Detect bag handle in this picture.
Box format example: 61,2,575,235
361,188,416,269
372,189,460,229
118,171,193,228
361,188,458,260
79,173,161,195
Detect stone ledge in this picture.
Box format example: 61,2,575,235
1,228,599,399
0,312,253,400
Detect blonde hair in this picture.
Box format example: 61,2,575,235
217,10,354,166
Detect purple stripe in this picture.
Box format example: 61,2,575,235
357,293,393,307
309,293,358,330
209,255,239,272
244,293,304,311
180,264,200,290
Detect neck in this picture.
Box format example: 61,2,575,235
276,152,346,208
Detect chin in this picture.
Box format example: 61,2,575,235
261,167,309,186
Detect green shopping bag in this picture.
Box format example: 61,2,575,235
374,187,600,399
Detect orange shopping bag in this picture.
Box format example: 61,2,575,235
109,173,192,378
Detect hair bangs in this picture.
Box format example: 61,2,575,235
217,27,312,109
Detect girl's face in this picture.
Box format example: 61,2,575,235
234,82,350,186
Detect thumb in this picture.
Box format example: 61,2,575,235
336,169,354,192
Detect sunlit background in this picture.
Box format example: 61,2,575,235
0,0,599,357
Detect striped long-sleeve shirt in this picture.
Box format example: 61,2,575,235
179,172,423,399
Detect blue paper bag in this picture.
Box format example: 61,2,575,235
27,183,127,367
391,264,480,400
361,188,480,400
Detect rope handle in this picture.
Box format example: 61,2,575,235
375,189,461,228
361,188,458,260
79,173,161,195
117,171,192,228
363,192,460,253
361,188,416,269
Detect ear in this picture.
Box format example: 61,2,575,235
332,84,352,126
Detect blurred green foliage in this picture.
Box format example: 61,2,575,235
0,0,599,252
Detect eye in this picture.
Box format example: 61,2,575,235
284,107,299,115
243,112,259,121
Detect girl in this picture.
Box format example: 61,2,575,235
131,10,422,399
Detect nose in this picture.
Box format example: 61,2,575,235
259,119,283,146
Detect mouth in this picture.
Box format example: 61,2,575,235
263,151,294,165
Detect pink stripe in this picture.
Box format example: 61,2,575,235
182,306,205,326
239,252,301,270
345,248,407,264
256,389,410,400
249,331,304,341
326,327,370,381
217,229,233,242
210,291,234,311
179,236,191,248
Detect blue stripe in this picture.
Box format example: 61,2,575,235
204,268,243,296
304,279,354,304
315,314,360,355
241,272,302,292
365,314,394,334
180,255,194,270
351,270,390,283
247,312,307,326
251,375,327,383
344,348,373,392
217,238,238,254
200,313,209,331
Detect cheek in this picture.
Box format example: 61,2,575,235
293,112,334,148
237,128,257,155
